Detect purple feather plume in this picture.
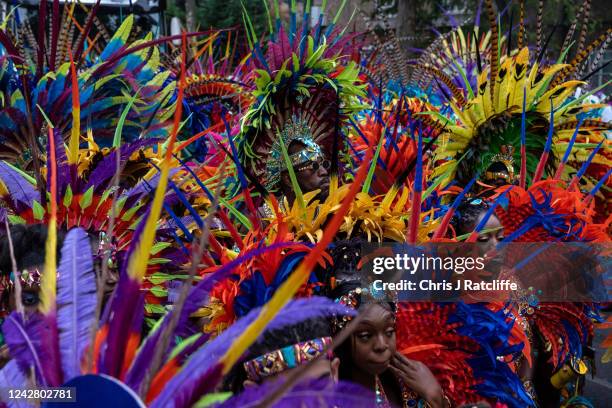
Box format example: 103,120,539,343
2,312,47,384
97,277,144,377
150,297,356,408
0,161,38,210
56,228,96,381
85,138,161,191
125,168,179,200
216,378,374,408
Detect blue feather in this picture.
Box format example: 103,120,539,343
590,168,612,196
544,99,555,153
561,117,584,164
576,141,604,180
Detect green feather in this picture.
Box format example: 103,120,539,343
113,88,142,148
362,128,386,193
279,135,305,209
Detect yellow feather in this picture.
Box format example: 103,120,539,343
68,56,80,165
381,184,399,209
539,80,585,111
39,127,58,315
476,69,493,119
509,47,530,108
529,64,569,103
495,56,512,111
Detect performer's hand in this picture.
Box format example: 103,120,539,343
389,352,446,408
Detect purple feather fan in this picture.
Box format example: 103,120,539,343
216,378,374,408
0,161,38,211
56,228,97,382
150,297,356,408
2,312,48,385
85,138,161,191
124,168,179,200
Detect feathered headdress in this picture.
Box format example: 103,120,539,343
238,2,365,192
0,13,176,172
422,0,611,194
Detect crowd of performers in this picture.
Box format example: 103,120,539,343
0,0,610,407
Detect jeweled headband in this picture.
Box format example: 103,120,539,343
333,285,397,332
0,268,42,289
264,116,324,192
243,336,333,382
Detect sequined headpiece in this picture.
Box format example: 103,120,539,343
264,115,324,192
484,145,517,184
333,285,397,332
243,336,333,382
0,268,42,289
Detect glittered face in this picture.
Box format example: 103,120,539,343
458,209,505,248
265,115,329,193
90,232,120,304
281,141,330,198
351,304,396,376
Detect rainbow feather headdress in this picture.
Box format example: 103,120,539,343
419,0,611,192
237,3,365,191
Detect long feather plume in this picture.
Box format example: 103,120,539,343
536,0,544,55
533,100,555,183
519,88,527,188
56,228,96,381
40,127,58,315
68,51,80,165
408,127,423,243
518,0,525,49
217,144,374,376
576,0,592,57
37,126,62,387
485,0,499,103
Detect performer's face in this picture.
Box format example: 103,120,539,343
282,142,330,199
295,157,330,198
7,268,42,314
472,212,504,247
350,304,396,376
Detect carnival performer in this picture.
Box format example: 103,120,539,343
333,281,449,408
